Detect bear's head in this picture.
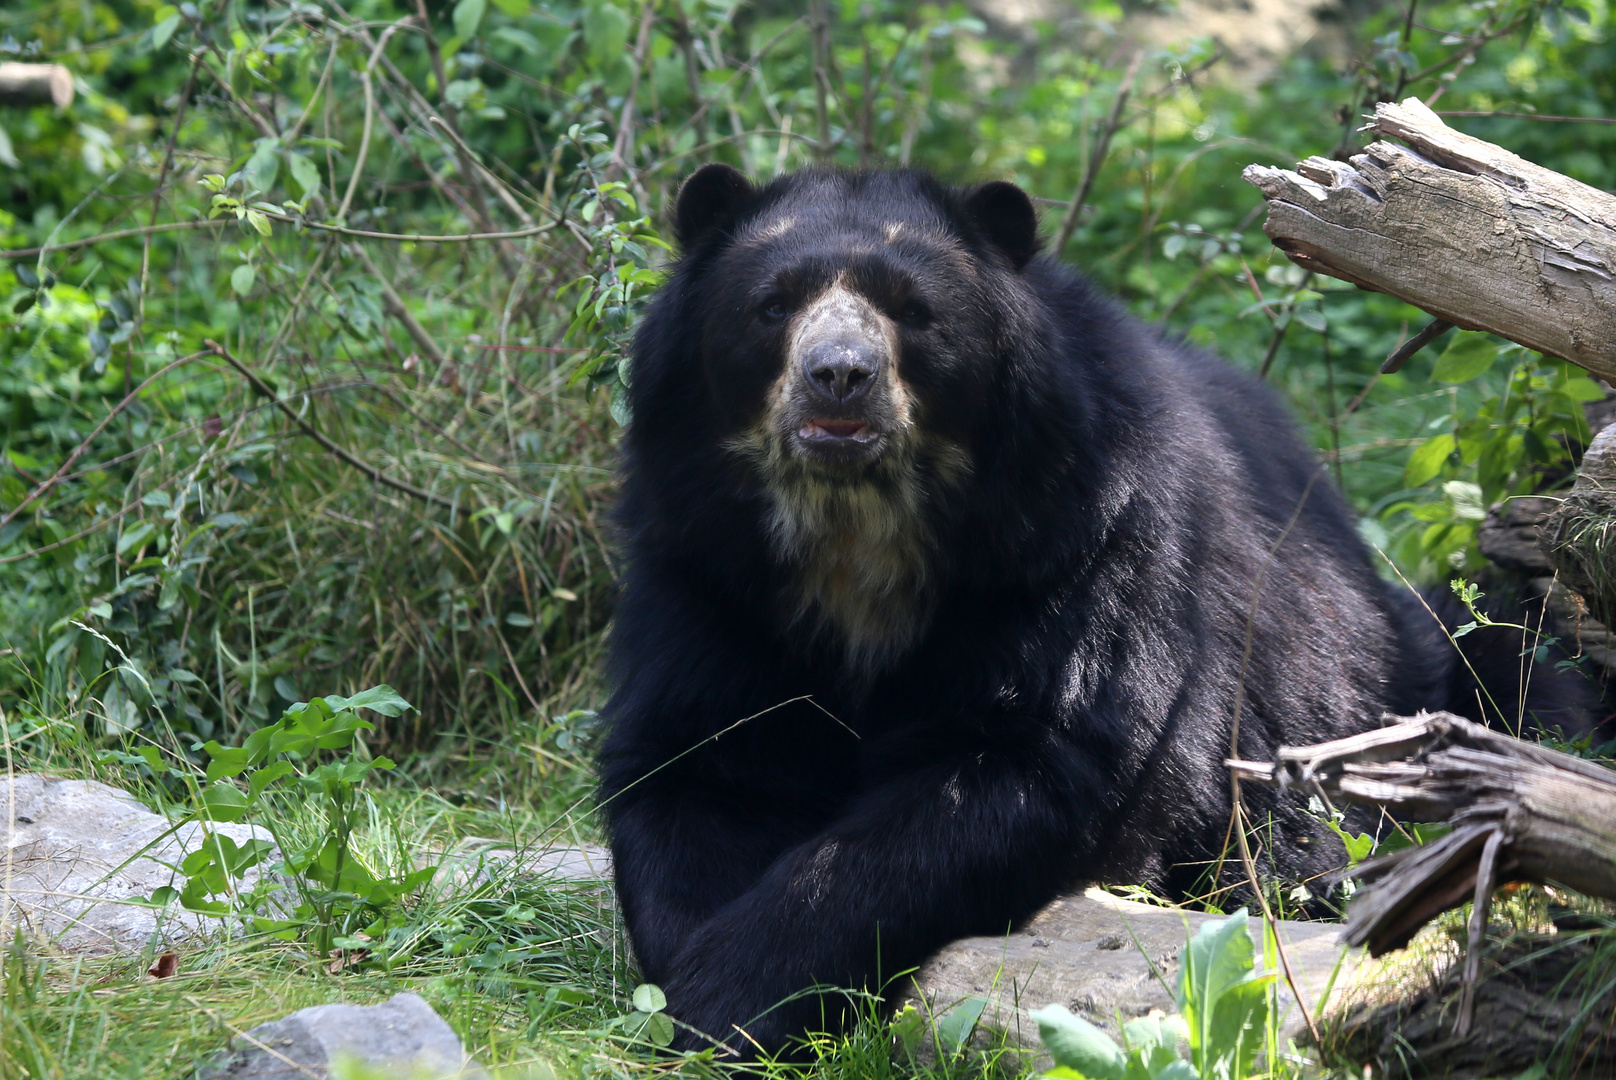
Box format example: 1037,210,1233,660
634,167,1053,669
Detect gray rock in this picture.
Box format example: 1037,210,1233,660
1,774,274,953
908,888,1362,1050
198,993,487,1079
430,837,612,892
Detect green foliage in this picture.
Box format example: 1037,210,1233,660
1383,339,1604,575
1,0,1612,777
151,684,435,955
1033,911,1274,1080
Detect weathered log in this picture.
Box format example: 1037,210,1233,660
0,63,73,108
1243,98,1616,384
1228,712,1616,958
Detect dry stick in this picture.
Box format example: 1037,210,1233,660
139,56,200,322
350,244,450,367
336,20,408,223
279,35,341,151
0,352,207,532
1440,110,1616,124
1379,318,1455,374
206,340,457,511
606,2,658,183
809,0,832,163
1456,825,1504,1036
427,115,536,226
1226,467,1328,1047
1,215,556,260
1053,51,1144,254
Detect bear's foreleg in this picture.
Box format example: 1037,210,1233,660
657,717,1100,1059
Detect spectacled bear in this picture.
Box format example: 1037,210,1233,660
596,165,1595,1059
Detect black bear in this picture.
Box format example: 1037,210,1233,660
596,165,1593,1058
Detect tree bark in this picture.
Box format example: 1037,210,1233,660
1243,98,1616,384
1228,712,1616,956
0,63,73,108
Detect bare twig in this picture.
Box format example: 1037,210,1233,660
0,352,207,532
1053,51,1143,254
606,3,658,183
206,341,457,510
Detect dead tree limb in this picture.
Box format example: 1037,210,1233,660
1228,711,1616,959
1244,98,1616,383
0,63,73,108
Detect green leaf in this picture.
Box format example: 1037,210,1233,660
116,521,156,555
199,783,250,822
244,139,281,195
1177,911,1270,1080
285,152,320,198
248,760,295,800
203,742,251,782
1031,1004,1125,1080
245,209,272,237
152,12,181,49
1325,818,1374,865
936,995,989,1056
323,685,414,717
230,264,255,296
1431,334,1496,383
1404,432,1457,487
631,983,666,1013
453,0,488,41
582,1,630,66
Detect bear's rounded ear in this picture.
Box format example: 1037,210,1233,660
962,180,1040,269
674,163,757,249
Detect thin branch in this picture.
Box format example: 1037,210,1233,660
606,2,658,183
206,341,458,510
351,244,450,367
1054,51,1143,254
0,352,208,532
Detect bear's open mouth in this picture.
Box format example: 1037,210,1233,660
800,418,874,441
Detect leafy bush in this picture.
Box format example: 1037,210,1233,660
1033,910,1274,1080
0,0,1611,778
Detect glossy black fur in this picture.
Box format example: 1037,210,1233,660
596,168,1594,1058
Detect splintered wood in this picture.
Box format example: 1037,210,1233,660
1244,98,1616,383
1228,712,1616,956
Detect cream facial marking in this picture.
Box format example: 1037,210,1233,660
723,278,974,673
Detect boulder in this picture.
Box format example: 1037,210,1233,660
198,992,487,1079
1,774,273,953
909,887,1362,1048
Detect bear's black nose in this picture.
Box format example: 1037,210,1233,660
802,340,882,403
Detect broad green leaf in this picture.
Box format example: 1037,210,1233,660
1032,1004,1124,1080
199,783,249,822
631,983,666,1013
285,152,320,198
1404,432,1457,487
203,742,251,782
582,1,630,66
117,521,156,555
644,1011,675,1047
230,264,255,295
1431,334,1496,383
324,685,414,717
244,139,281,194
1177,911,1271,1080
453,0,487,41
936,995,988,1055
248,760,295,799
152,11,181,49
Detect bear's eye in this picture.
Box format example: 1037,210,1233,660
759,297,792,321
897,300,930,326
